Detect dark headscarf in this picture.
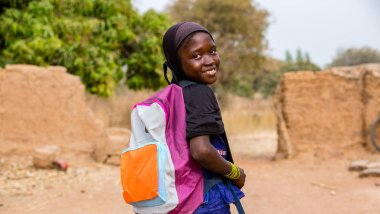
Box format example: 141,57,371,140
162,21,214,84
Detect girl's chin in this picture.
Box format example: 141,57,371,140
203,76,217,85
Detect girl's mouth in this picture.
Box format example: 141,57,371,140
204,68,217,76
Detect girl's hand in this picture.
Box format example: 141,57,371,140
232,167,246,189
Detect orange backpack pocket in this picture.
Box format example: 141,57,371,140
120,143,158,203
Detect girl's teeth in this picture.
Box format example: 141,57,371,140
207,69,216,75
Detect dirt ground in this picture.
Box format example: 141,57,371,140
1,131,380,214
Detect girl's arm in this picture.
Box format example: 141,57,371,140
189,135,246,188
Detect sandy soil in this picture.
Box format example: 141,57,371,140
1,132,380,214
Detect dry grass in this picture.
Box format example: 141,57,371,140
86,87,276,134
86,86,154,129
221,94,276,135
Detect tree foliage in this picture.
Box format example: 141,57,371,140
281,49,320,72
0,0,33,13
253,49,320,97
328,47,380,68
0,0,170,96
168,0,269,97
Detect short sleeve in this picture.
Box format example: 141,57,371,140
182,83,225,141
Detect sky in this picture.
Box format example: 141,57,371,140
132,0,380,68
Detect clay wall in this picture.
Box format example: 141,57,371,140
0,65,107,162
275,64,380,156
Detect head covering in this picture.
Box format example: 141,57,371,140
162,21,214,84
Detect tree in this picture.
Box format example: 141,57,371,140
280,49,320,72
328,47,380,68
253,49,320,97
0,0,33,14
0,0,170,96
167,0,269,97
124,10,171,90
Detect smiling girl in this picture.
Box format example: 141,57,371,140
162,22,246,213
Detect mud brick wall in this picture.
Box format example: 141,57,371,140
0,65,107,161
363,65,380,150
275,64,380,155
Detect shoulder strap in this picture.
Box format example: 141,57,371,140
222,132,234,163
203,173,223,195
204,173,245,214
226,181,245,214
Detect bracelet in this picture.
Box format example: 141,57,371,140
224,161,240,180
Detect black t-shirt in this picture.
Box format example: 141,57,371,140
182,82,225,140
181,81,234,162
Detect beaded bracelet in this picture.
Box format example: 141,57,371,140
224,161,240,180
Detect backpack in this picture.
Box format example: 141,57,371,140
120,84,204,214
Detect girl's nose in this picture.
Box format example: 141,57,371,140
203,54,215,66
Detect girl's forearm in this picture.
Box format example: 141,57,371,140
189,135,232,175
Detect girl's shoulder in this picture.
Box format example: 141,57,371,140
180,80,209,89
182,82,217,104
182,82,214,95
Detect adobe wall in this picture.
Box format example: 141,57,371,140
363,64,380,150
0,65,108,162
274,64,380,157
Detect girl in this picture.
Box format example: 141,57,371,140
162,21,246,213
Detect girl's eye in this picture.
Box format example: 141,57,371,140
211,50,217,54
193,54,201,59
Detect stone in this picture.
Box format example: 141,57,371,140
348,160,369,171
366,161,380,169
94,127,130,164
359,168,380,178
32,145,60,169
104,155,120,166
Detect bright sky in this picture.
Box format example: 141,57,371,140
132,0,380,68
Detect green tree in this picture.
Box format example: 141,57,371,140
280,49,320,72
252,58,282,97
328,47,380,67
285,50,293,63
0,0,170,96
0,0,32,13
253,50,320,97
125,9,171,90
168,0,269,97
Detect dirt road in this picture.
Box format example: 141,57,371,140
1,132,380,214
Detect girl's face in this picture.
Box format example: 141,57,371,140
178,32,220,85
